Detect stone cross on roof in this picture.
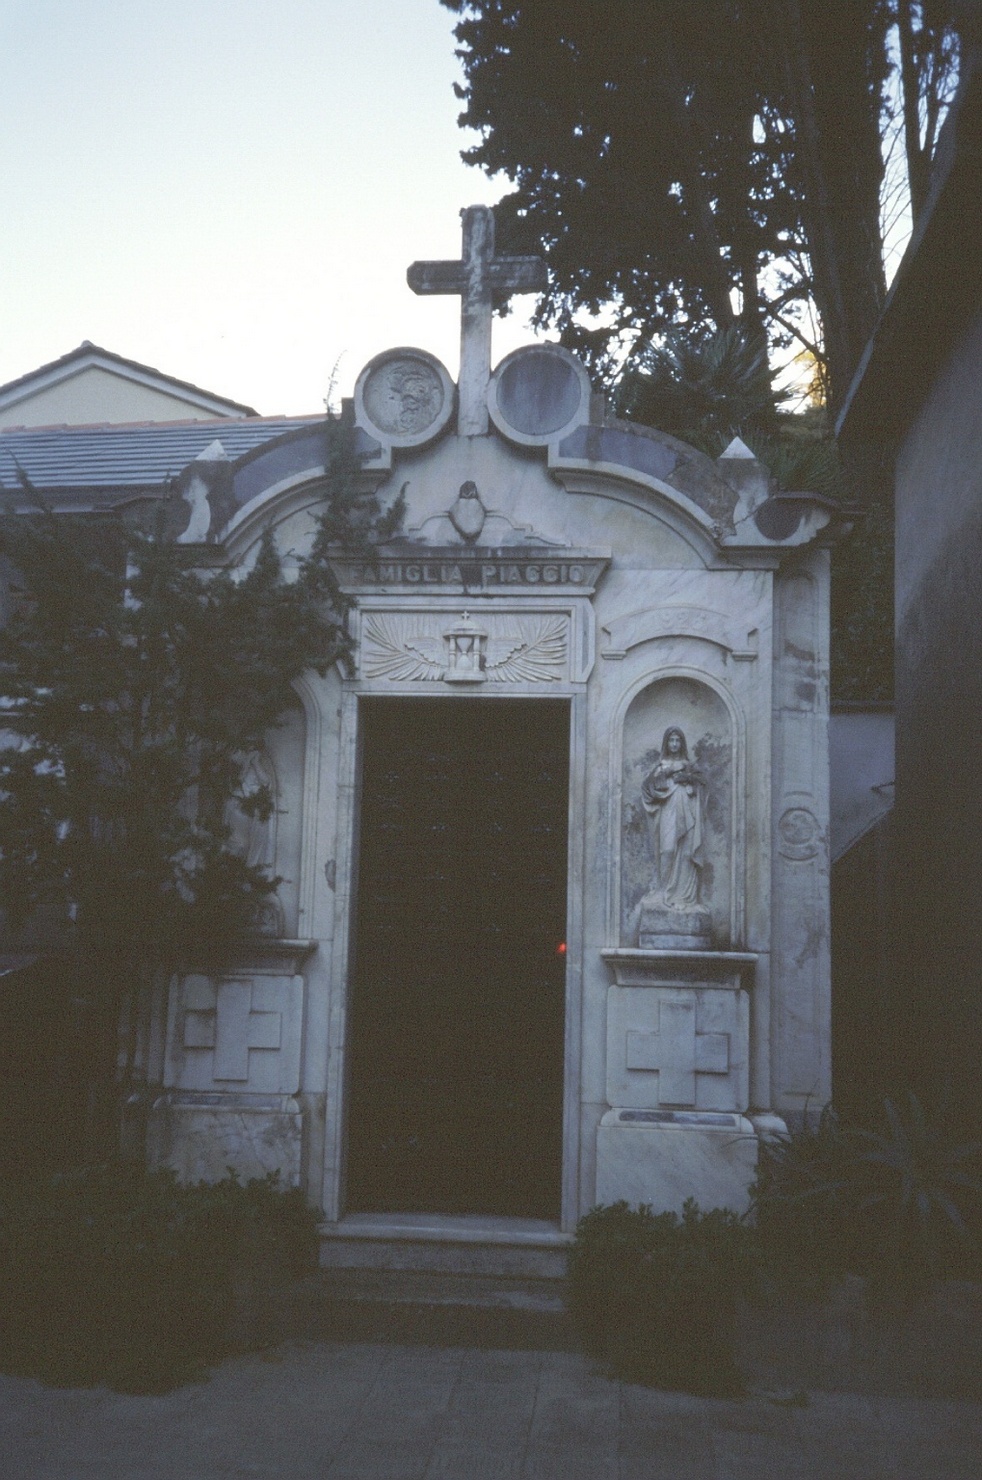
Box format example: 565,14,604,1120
407,204,547,437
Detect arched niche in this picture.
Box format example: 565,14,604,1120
620,676,734,947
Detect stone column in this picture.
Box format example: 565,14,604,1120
770,550,832,1121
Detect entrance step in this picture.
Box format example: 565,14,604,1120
308,1213,576,1350
320,1212,569,1279
326,1268,564,1311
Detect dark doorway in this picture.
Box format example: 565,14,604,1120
345,697,569,1219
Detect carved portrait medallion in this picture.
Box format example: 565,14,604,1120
355,349,454,448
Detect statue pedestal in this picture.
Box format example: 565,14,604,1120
638,892,712,950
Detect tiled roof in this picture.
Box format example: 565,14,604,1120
0,417,324,499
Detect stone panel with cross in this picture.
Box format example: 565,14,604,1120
607,985,749,1112
165,973,304,1095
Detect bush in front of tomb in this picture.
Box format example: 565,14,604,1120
752,1095,982,1293
0,1165,319,1391
749,1103,859,1289
0,423,405,1150
567,1199,753,1395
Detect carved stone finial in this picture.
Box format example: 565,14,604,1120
448,481,487,543
443,611,488,683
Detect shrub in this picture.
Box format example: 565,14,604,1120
851,1095,982,1284
750,1104,859,1289
0,1165,319,1391
753,1096,982,1293
567,1199,752,1395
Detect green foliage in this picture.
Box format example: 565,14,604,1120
829,494,894,702
751,1106,860,1288
443,1,966,412
0,1166,319,1391
615,327,787,451
447,0,812,377
753,1096,982,1291
852,1095,982,1278
614,325,892,699
567,1199,752,1395
0,418,401,983
447,2,962,413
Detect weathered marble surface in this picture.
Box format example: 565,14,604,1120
607,984,750,1113
164,973,304,1094
596,1111,759,1215
145,308,835,1227
147,1095,302,1186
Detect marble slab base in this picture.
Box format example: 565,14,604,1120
596,1109,757,1214
147,1092,302,1186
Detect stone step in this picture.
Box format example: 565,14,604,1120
327,1301,577,1351
328,1267,566,1313
318,1212,570,1282
236,1270,578,1354
302,1212,577,1350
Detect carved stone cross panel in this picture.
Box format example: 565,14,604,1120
626,998,730,1107
167,973,304,1096
407,205,547,436
183,980,282,1082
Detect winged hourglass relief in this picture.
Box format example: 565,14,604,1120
360,611,569,683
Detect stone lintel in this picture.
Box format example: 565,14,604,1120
152,1090,299,1113
330,547,609,597
604,1108,751,1130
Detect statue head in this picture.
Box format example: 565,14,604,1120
661,726,688,760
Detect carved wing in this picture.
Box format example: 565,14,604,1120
361,615,444,681
486,617,567,682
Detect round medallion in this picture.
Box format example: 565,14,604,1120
778,806,821,860
355,348,454,448
487,343,591,446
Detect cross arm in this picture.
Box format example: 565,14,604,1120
406,256,547,298
488,258,548,294
407,260,467,295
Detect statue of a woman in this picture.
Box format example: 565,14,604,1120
641,727,705,910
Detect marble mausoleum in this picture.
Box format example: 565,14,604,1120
4,208,841,1243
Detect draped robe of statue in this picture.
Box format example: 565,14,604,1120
641,727,705,910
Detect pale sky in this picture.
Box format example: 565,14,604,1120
0,0,544,416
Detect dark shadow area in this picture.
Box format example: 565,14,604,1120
345,696,569,1218
0,954,117,1180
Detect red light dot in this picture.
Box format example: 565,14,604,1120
556,942,567,956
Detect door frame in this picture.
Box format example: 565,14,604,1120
321,680,588,1231
342,694,571,1219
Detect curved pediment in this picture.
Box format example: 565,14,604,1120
214,342,839,570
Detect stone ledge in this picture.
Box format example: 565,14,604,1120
320,1211,569,1248
602,948,757,988
180,938,317,974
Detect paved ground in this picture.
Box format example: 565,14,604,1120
2,1340,981,1479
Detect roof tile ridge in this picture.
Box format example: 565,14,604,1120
1,412,326,439
2,414,317,434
